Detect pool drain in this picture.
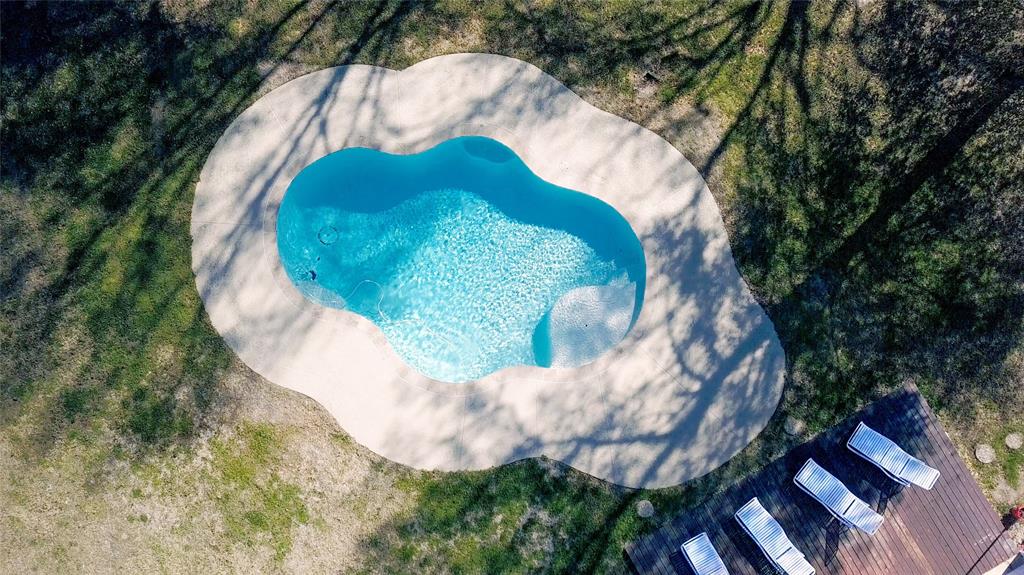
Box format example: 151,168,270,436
318,225,338,245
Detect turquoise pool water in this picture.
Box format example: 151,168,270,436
276,136,645,383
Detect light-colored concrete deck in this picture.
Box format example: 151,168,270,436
190,54,785,488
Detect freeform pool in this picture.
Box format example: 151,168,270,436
276,136,645,383
194,55,788,486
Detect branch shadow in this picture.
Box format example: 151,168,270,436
0,1,433,459
351,1,1024,572
3,0,1023,573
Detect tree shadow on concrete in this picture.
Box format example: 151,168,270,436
3,1,1022,573
351,2,1023,573
0,0,432,457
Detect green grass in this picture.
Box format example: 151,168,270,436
386,462,619,573
2,0,1023,572
970,419,1024,493
1006,449,1023,489
210,423,309,562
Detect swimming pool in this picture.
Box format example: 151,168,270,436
276,136,645,383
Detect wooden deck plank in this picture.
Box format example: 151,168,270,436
912,402,1017,571
624,387,1017,575
902,403,989,574
695,494,757,575
876,409,954,573
803,428,882,573
817,425,889,574
911,406,981,572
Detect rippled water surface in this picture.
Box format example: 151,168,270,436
276,136,645,382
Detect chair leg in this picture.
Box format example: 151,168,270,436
823,518,847,565
877,481,904,514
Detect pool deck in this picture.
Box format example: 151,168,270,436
625,386,1018,574
190,54,786,488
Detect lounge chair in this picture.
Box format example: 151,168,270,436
794,458,884,535
847,421,940,489
734,497,815,575
680,532,729,575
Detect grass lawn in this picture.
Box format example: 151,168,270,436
2,1,1022,573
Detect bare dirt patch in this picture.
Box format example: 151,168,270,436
0,361,419,574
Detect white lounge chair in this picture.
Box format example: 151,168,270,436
847,421,940,489
794,458,884,535
734,497,815,575
680,532,729,575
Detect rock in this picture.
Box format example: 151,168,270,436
975,444,996,464
636,499,655,518
784,417,806,436
1006,433,1023,450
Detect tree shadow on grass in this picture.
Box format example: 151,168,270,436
0,0,433,456
2,0,1022,572
728,0,1024,430
351,2,1023,573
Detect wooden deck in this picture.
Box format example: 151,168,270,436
625,386,1018,575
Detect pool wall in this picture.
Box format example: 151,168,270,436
275,136,646,382
191,54,786,488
